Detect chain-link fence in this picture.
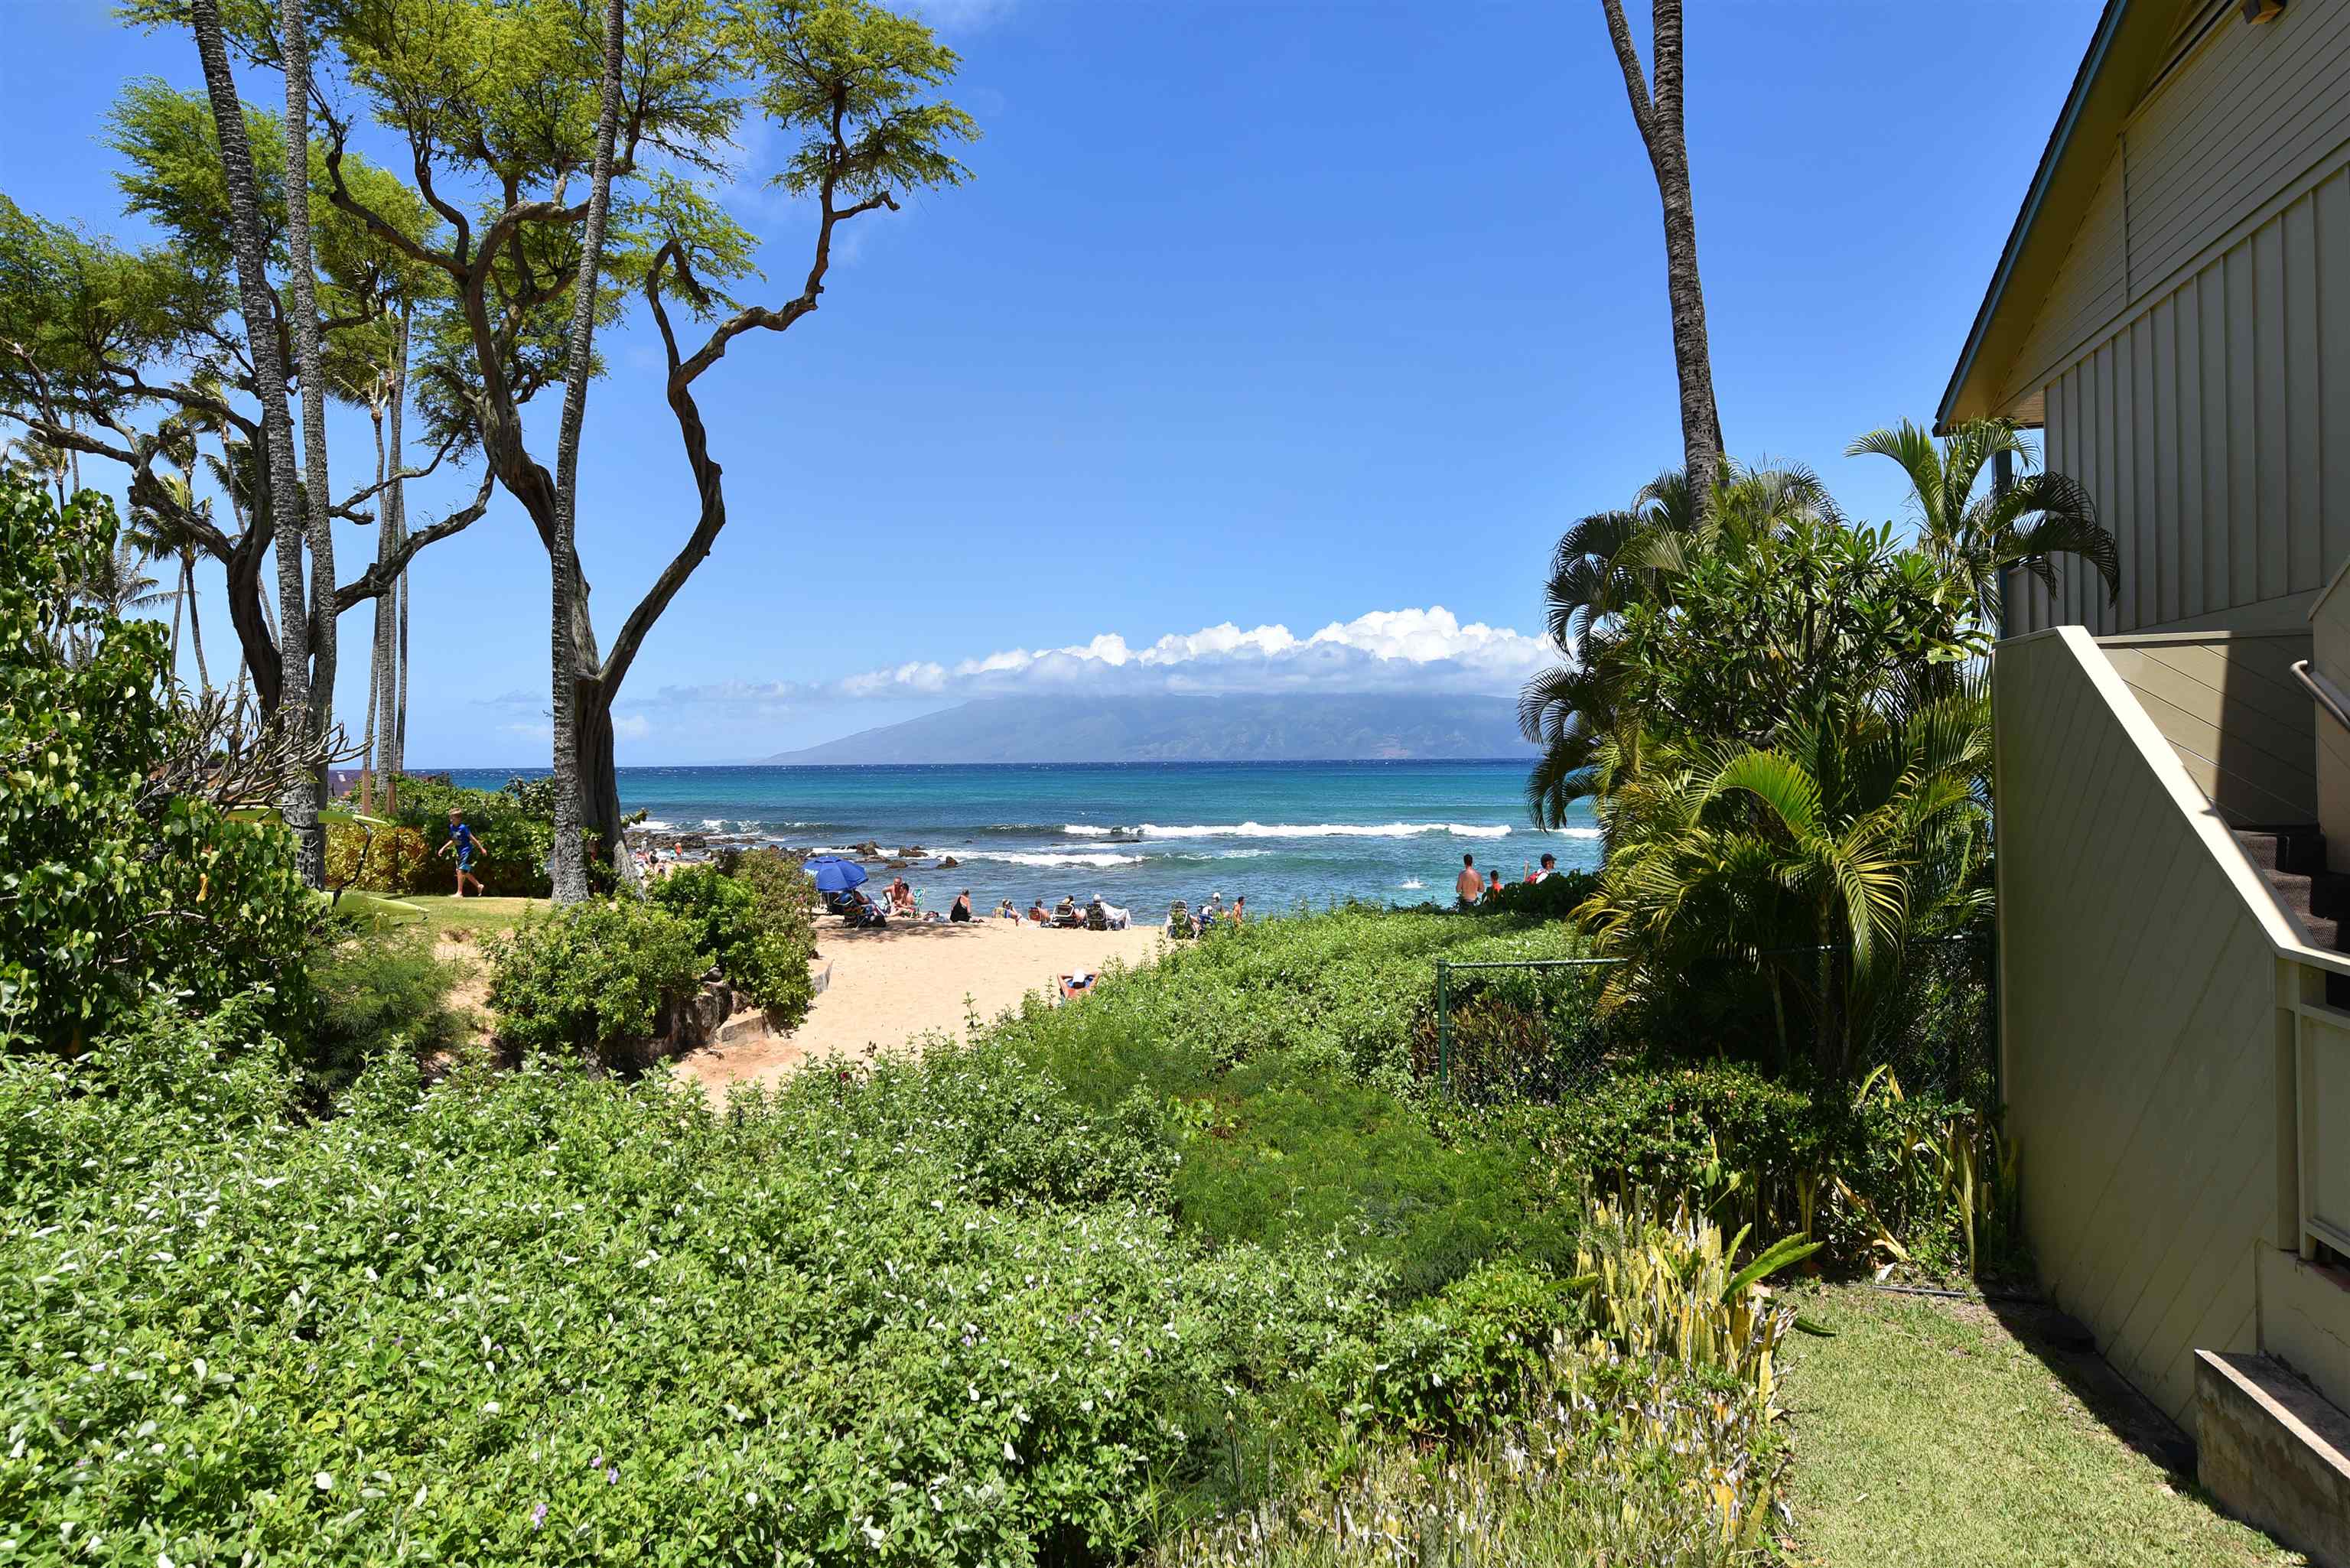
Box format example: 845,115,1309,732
1418,929,1997,1111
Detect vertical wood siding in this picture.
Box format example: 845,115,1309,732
1994,629,2290,1425
2000,0,2350,639
2006,168,2350,638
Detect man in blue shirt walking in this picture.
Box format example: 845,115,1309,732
438,806,487,898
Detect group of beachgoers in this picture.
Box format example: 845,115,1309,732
847,875,1257,938
1453,851,1560,908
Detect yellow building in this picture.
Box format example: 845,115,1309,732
1945,0,2350,1550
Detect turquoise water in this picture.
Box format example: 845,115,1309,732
448,760,1600,915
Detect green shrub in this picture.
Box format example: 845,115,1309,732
0,477,317,1052
1343,1261,1585,1439
485,896,706,1062
648,860,816,1026
1481,867,1598,919
324,818,435,893
1500,1062,2007,1277
729,847,820,1020
391,773,557,896
0,1020,1395,1565
309,928,467,1084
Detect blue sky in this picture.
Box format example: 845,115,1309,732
3,0,2100,765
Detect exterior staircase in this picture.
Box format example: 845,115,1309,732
2233,827,2350,1006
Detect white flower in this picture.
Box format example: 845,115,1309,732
314,1472,334,1491
482,1400,500,1414
1002,1441,1018,1464
860,1518,886,1548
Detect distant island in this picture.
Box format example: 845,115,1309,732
759,695,1539,765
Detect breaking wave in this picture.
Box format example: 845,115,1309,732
1138,821,1512,840
952,849,1148,869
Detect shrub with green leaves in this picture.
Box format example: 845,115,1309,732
310,928,467,1085
0,1014,1401,1565
485,896,706,1062
648,860,816,1026
0,475,316,1052
389,773,559,897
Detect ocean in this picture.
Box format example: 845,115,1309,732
444,759,1601,916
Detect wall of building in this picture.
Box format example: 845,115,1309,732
1993,626,2301,1426
2097,629,2313,825
2000,0,2350,637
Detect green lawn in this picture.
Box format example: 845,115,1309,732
1779,1284,2301,1566
400,892,545,940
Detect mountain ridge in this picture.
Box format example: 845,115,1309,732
758,694,1538,765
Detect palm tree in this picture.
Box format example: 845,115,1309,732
60,533,170,664
1597,0,1723,511
190,0,317,883
1846,418,2117,625
281,0,338,872
1519,463,1842,827
1576,680,1992,1077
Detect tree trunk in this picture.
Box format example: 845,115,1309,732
384,305,409,815
184,553,210,692
281,0,334,877
393,561,408,798
360,394,387,813
547,0,628,906
576,678,623,879
1598,0,1723,510
190,0,312,877
168,566,185,678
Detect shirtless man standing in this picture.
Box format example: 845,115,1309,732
1455,852,1483,909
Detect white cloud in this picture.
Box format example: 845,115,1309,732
612,714,653,741
629,606,1557,724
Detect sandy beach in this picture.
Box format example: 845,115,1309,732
675,917,1165,1094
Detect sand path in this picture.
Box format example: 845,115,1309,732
676,918,1165,1094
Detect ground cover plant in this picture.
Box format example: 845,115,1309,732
0,899,1826,1564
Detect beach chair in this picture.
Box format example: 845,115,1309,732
1166,899,1195,939
1085,898,1109,931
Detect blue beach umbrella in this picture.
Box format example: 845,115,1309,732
804,855,868,895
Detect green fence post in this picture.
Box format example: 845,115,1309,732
1436,960,1450,1097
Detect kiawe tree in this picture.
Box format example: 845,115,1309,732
309,0,975,890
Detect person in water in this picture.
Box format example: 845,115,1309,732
1455,852,1483,909
438,807,486,898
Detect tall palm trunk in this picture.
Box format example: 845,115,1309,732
182,553,210,691
190,0,311,875
360,390,388,813
281,0,334,873
384,303,410,810
547,0,629,905
1599,0,1723,509
167,569,185,678
394,558,408,792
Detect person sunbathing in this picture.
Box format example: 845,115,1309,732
1027,897,1049,924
